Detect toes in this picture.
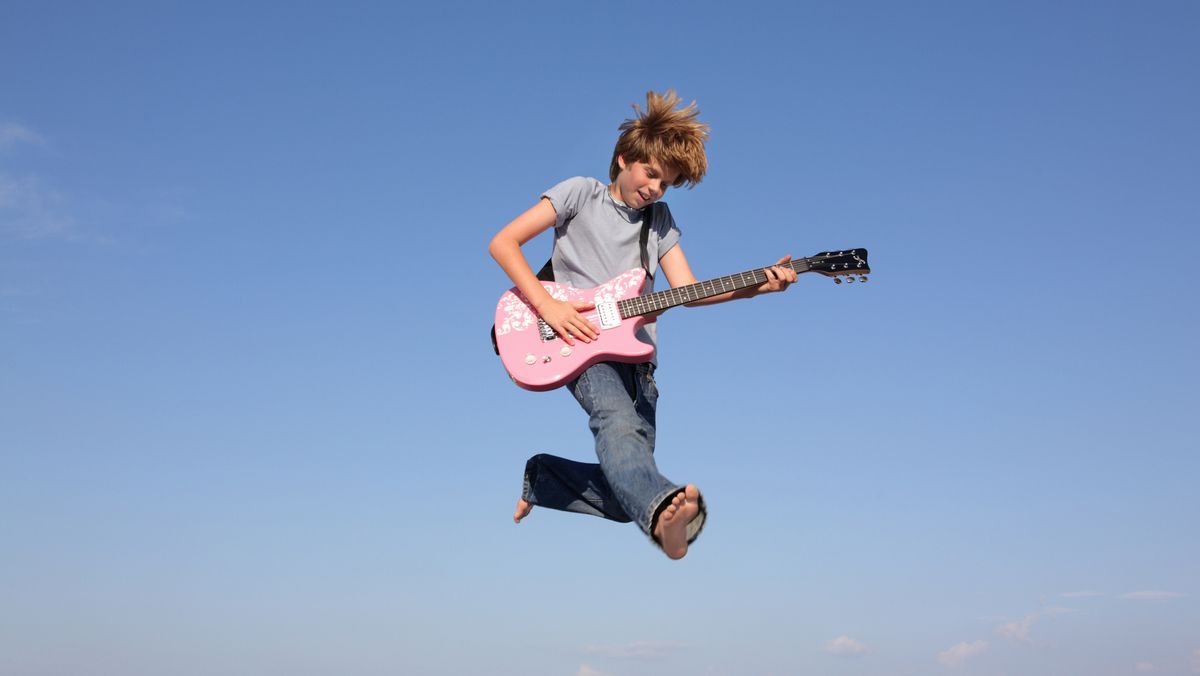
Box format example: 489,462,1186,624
665,491,684,512
513,498,533,523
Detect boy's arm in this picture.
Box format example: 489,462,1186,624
658,244,797,307
488,198,598,345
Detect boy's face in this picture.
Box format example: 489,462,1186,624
610,155,680,209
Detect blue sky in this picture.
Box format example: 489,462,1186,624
2,2,1197,675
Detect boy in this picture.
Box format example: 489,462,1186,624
488,90,796,559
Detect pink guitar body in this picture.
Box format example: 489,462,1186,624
493,248,871,391
494,268,654,391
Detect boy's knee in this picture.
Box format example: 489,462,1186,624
525,454,549,477
590,405,644,432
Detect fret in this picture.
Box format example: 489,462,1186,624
616,255,819,319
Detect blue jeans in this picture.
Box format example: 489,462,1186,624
521,361,706,544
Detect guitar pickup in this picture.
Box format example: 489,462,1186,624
596,301,621,329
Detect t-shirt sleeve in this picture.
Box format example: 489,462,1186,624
654,203,682,258
541,176,592,230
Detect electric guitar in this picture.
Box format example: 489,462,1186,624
494,249,870,391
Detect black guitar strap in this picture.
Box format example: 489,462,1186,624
638,202,656,279
491,204,658,355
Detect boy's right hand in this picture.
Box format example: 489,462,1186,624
535,298,598,345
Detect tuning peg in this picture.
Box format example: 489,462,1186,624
859,275,869,283
834,277,842,284
846,276,855,283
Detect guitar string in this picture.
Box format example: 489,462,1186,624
592,252,864,319
619,259,814,318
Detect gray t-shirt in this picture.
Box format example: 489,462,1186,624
542,176,682,356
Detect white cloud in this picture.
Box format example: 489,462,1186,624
583,641,685,660
0,173,73,239
1120,591,1184,601
1060,590,1104,598
0,122,43,148
996,614,1037,643
995,607,1075,644
0,122,74,240
1135,661,1159,672
938,640,988,668
824,635,868,656
577,665,615,676
1041,606,1075,615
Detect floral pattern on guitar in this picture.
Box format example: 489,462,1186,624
494,268,648,336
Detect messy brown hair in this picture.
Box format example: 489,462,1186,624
609,90,710,188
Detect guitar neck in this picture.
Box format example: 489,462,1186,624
618,258,813,318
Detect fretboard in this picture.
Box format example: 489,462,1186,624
617,258,813,318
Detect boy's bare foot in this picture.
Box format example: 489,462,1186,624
513,497,533,523
653,484,701,560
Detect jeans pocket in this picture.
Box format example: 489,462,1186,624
638,364,659,401
568,366,592,408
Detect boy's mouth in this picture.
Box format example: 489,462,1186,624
638,190,651,203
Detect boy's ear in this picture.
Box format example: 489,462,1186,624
616,155,627,172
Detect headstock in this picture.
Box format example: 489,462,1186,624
808,248,870,284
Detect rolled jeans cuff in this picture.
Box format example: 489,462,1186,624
647,487,707,547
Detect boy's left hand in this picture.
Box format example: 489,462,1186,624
757,255,798,294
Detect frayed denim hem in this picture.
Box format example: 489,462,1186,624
521,457,536,504
646,487,707,550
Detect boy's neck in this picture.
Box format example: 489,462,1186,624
607,182,623,204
